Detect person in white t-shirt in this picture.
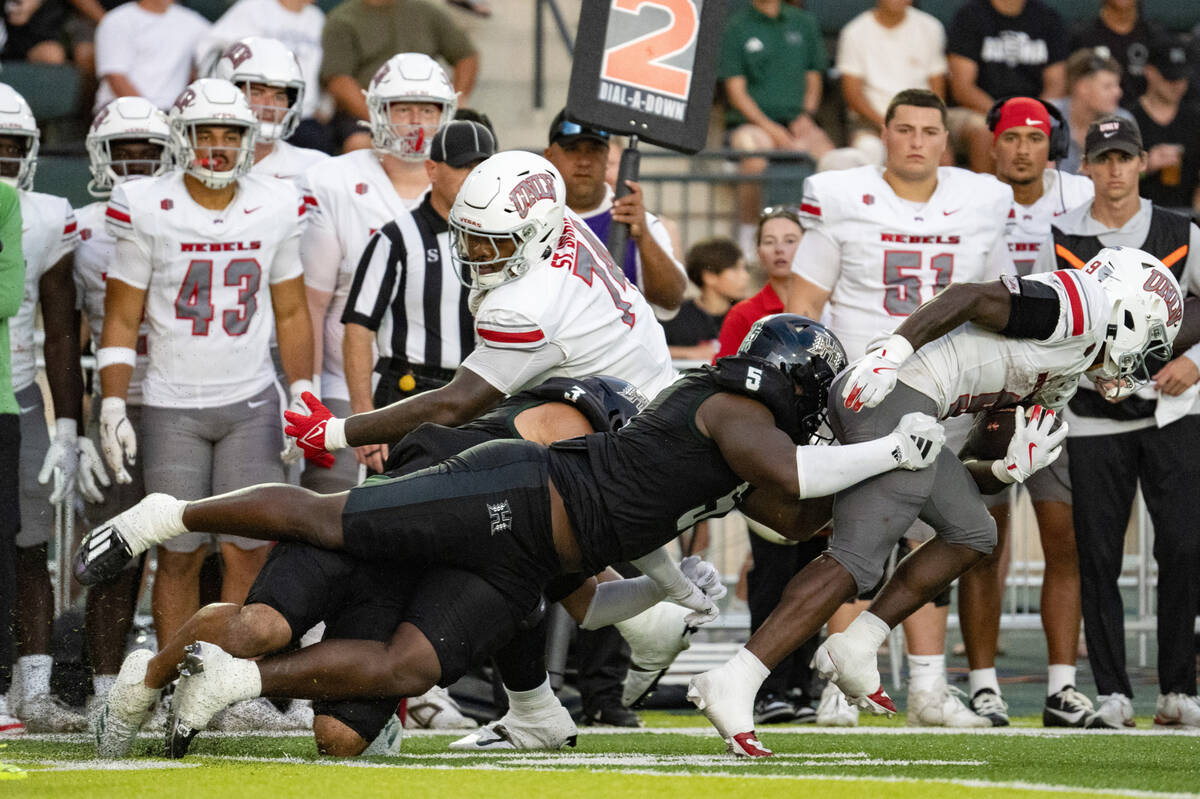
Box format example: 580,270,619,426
836,0,948,165
93,0,210,112
97,78,314,658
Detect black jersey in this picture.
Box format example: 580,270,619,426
548,369,752,575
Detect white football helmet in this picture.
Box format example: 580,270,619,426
213,37,305,142
0,83,39,191
86,97,172,198
1086,246,1182,398
449,151,566,291
169,78,257,190
366,52,457,160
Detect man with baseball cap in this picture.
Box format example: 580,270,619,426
543,109,686,314
1035,112,1200,729
1132,35,1199,210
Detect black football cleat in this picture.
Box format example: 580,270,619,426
74,521,135,586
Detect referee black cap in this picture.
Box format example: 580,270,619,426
430,121,496,168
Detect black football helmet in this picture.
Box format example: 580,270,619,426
737,314,847,442
525,375,649,432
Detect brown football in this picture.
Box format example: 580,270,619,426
959,406,1062,461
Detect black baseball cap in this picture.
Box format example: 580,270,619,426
547,109,609,146
430,120,496,168
1148,35,1190,81
1084,114,1143,161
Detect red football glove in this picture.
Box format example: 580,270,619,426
283,391,337,468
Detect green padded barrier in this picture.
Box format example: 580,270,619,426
0,62,80,121
184,0,230,23
33,155,93,209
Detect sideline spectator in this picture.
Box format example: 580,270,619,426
1131,36,1200,211
93,0,210,111
661,237,748,363
1069,0,1164,110
836,0,947,165
543,110,686,313
1041,114,1200,730
718,0,832,256
0,181,23,736
319,0,477,152
946,0,1068,173
715,207,800,360
2,0,67,63
1051,48,1134,174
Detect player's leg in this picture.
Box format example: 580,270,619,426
959,491,1011,723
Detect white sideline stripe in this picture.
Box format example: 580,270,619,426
13,760,199,772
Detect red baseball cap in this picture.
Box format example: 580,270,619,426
992,97,1052,140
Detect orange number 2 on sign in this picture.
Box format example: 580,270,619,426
601,0,698,100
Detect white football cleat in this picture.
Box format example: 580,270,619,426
1154,693,1200,728
93,649,158,758
448,703,578,751
167,642,261,757
815,682,858,727
617,603,693,707
1095,693,1136,729
211,698,292,732
906,682,990,727
687,668,771,757
280,699,315,731
362,713,404,756
21,694,87,733
403,686,477,730
811,633,895,716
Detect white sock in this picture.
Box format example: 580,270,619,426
845,611,891,652
1047,664,1076,696
17,655,53,701
726,647,770,686
504,676,558,715
906,653,945,694
93,673,117,700
0,693,9,716
968,667,1000,697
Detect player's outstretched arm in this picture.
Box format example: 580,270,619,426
343,367,504,448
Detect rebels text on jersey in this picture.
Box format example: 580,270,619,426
462,211,678,400
1005,170,1093,276
796,165,1013,359
11,191,78,392
105,172,305,408
298,149,423,402
74,202,150,404
899,269,1111,418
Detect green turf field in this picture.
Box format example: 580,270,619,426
3,712,1198,799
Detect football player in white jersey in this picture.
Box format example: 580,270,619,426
786,88,1014,728
0,83,89,732
97,78,315,660
299,52,455,491
213,36,329,182
957,96,1095,727
75,96,173,717
691,247,1184,756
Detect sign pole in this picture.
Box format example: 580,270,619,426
607,134,639,270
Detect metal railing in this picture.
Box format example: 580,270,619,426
532,0,574,109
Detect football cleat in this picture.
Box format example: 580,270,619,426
811,633,895,716
167,642,260,757
816,683,858,727
74,494,185,585
93,648,159,757
403,686,477,730
687,668,770,757
20,694,87,733
618,603,694,707
0,713,23,737
448,703,578,751
907,683,990,728
1043,686,1107,728
362,713,404,755
210,698,292,732
582,703,642,728
1153,693,1200,728
968,687,1011,727
1093,693,1135,729
753,692,799,725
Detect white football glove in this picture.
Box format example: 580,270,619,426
992,405,1068,484
281,379,315,465
37,419,79,505
841,334,914,412
76,437,110,504
680,555,727,602
99,397,137,485
890,412,945,470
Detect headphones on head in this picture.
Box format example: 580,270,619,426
986,96,1070,163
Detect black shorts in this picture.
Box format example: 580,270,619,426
383,422,494,476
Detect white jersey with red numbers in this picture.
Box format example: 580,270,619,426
10,190,78,392
251,140,329,184
74,201,150,405
1005,170,1093,276
462,211,678,400
105,172,305,408
899,269,1112,418
795,165,1014,360
298,149,423,402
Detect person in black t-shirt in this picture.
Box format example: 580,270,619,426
1068,0,1165,110
946,0,1069,173
662,237,749,363
1132,36,1200,211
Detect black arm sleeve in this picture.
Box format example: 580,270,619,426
999,276,1060,340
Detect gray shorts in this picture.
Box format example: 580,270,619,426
982,445,1072,508
141,385,283,553
827,378,998,593
16,383,54,548
298,397,361,494
83,401,147,534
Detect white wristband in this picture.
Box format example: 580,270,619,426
878,333,914,364
991,458,1019,485
324,417,348,452
96,346,137,370
289,378,314,401
53,418,77,442
100,396,127,416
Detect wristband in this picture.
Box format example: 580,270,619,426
96,346,137,370
991,458,1019,485
289,378,315,401
54,417,78,442
324,417,348,452
877,333,914,364
100,396,127,416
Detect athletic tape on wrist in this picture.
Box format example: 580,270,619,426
96,346,137,370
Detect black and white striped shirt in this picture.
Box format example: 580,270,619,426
342,193,473,372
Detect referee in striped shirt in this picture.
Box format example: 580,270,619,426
342,120,496,472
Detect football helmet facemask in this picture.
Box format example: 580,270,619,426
0,83,39,191
169,78,257,190
365,52,457,160
86,97,172,198
214,37,305,142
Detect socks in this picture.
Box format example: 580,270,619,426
1047,664,1076,696
17,654,53,701
504,676,558,715
727,647,770,686
844,611,891,652
906,653,945,694
93,674,117,701
969,667,1000,697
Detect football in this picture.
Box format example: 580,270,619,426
959,406,1062,461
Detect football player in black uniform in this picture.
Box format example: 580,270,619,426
77,315,947,756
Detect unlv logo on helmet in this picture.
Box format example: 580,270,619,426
91,105,110,131
371,62,390,85
223,42,253,69
508,174,557,219
173,89,196,113
1143,270,1182,326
